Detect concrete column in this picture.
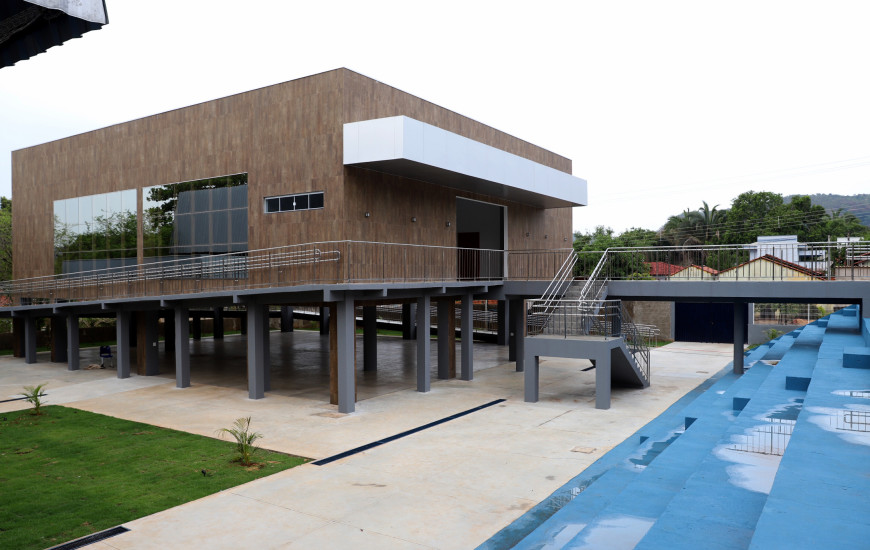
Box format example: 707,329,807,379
524,354,539,402
246,304,266,399
319,306,330,335
594,350,611,410
164,312,175,352
461,293,474,381
416,296,431,393
213,307,225,339
66,314,80,371
174,306,190,388
263,306,271,392
336,298,356,413
191,312,202,340
402,303,417,340
23,316,37,364
143,311,160,376
510,298,526,372
437,298,456,379
363,305,377,371
497,300,509,346
280,306,294,332
116,311,131,379
733,302,747,375
240,314,247,335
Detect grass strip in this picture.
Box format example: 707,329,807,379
0,406,307,550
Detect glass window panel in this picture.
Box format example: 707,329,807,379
92,193,108,220
176,190,194,216
193,188,211,213
121,189,136,215
279,196,294,212
107,191,122,215
174,214,192,246
54,200,66,225
230,209,247,244
212,187,228,210
265,197,279,213
193,212,210,246
66,198,78,228
211,211,229,245
229,185,248,209
295,194,309,210
309,192,324,209
79,195,93,224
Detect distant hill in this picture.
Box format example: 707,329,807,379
785,193,870,226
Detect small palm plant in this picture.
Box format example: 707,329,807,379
217,417,263,466
20,383,47,416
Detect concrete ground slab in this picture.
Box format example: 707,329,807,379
0,334,732,549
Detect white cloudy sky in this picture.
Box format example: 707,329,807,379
2,0,870,233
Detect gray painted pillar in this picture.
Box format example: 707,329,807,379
247,304,266,399
280,306,294,332
437,298,452,379
319,306,330,335
524,354,539,402
363,305,377,371
733,302,747,375
594,350,611,410
497,300,509,346
144,311,160,376
511,298,526,372
174,306,190,388
416,296,431,392
461,293,474,381
116,311,131,379
51,316,67,363
191,312,202,340
402,303,417,340
213,307,224,339
263,306,271,392
336,298,356,413
66,314,80,371
23,316,37,364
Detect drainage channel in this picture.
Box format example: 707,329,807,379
313,398,506,466
47,526,130,550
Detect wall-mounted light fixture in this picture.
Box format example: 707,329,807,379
564,237,568,242
411,217,417,223
364,212,371,218
446,221,452,227
545,234,549,239
525,232,530,237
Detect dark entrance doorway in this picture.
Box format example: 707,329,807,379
456,198,505,280
675,302,746,343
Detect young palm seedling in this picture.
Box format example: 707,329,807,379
20,383,47,416
216,416,263,466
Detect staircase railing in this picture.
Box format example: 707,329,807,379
527,250,578,334
526,298,651,383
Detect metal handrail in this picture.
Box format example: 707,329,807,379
526,298,651,383
528,250,579,334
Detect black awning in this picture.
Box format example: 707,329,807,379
0,0,108,69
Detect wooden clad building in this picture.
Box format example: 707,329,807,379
12,68,583,281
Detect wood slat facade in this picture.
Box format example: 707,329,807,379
12,68,575,282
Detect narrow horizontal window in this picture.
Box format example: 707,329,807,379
264,191,324,213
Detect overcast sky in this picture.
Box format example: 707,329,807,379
2,0,870,233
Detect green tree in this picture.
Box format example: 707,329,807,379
0,197,11,281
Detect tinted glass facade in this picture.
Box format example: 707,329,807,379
53,189,137,274
143,173,248,262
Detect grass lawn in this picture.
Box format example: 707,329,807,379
0,406,308,550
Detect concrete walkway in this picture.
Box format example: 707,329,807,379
1,338,733,549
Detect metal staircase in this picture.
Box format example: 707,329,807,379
527,249,651,386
